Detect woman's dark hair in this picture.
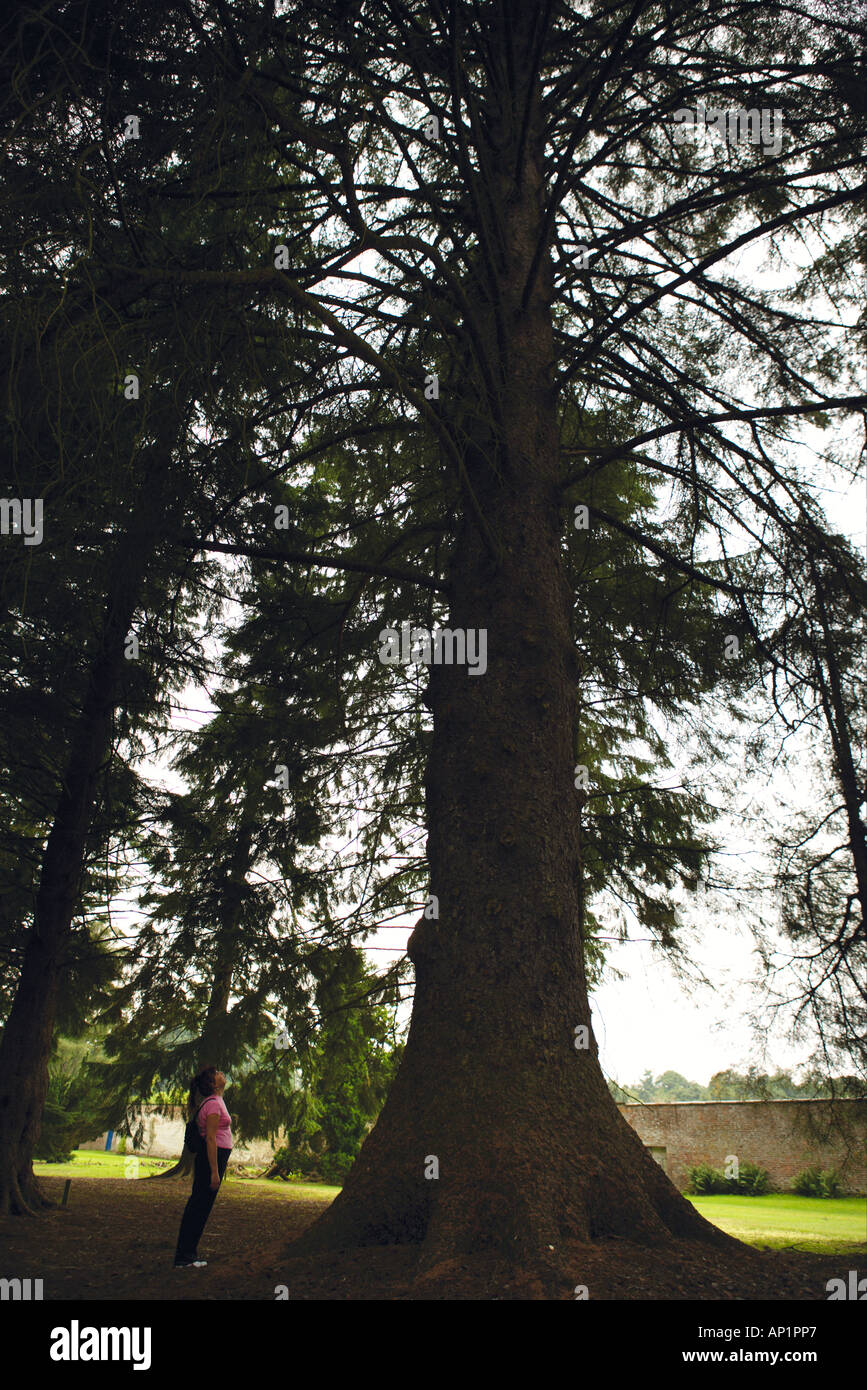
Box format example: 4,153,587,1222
187,1066,219,1118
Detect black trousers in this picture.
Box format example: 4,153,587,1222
174,1145,231,1264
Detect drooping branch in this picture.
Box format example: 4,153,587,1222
187,537,447,593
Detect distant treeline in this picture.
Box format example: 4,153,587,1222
608,1067,864,1104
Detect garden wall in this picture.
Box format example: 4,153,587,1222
79,1105,279,1166
617,1098,866,1194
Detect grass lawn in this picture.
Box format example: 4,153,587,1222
687,1192,867,1255
33,1154,866,1252
33,1149,341,1202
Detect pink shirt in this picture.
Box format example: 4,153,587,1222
196,1095,233,1150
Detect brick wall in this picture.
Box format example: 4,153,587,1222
617,1099,867,1194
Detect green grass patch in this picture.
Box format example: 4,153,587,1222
687,1192,867,1255
33,1148,341,1202
220,1176,341,1202
38,1154,862,1240
34,1149,167,1179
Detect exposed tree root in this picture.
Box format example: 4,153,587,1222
0,1168,58,1217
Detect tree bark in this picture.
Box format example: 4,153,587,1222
809,561,867,926
292,26,737,1278
0,540,151,1215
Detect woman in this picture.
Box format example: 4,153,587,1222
173,1065,233,1268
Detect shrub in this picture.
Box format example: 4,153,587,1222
35,1036,119,1162
791,1166,842,1198
33,1103,74,1163
686,1162,730,1194
733,1161,773,1195
686,1160,773,1195
820,1170,843,1198
318,1150,354,1184
265,1140,351,1185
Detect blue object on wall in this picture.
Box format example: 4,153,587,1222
104,1130,113,1151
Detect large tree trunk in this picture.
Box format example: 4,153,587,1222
293,29,736,1278
0,541,150,1215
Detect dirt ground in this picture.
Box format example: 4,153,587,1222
1,1174,860,1300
